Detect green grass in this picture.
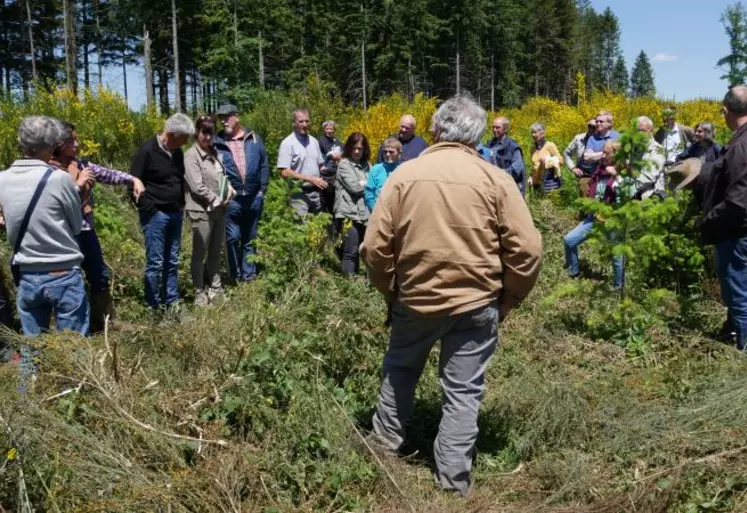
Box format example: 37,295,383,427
2,190,747,513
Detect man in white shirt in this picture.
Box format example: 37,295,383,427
654,107,694,165
636,116,666,199
277,109,327,218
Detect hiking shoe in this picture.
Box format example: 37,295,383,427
716,321,737,344
207,287,224,303
194,290,209,307
163,302,185,323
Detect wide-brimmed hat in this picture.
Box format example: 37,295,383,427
216,104,239,116
666,158,702,191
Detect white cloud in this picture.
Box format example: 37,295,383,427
653,53,679,63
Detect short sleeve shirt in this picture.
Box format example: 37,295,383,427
277,132,324,179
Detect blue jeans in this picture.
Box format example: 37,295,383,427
77,229,111,294
716,237,747,349
16,267,90,379
140,210,183,308
563,215,624,289
226,193,263,282
372,301,499,496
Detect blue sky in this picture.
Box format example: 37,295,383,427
107,0,734,110
592,0,731,101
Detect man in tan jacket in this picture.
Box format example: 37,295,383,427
361,95,542,496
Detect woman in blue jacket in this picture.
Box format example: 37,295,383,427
364,137,402,212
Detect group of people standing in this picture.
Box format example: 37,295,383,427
2,86,747,499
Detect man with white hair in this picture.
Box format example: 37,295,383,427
130,113,195,316
0,116,88,378
487,116,526,195
362,95,542,496
635,116,666,199
317,120,343,215
375,114,429,163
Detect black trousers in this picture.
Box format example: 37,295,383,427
340,221,366,277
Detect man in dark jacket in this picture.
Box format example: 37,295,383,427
317,120,343,215
487,116,526,195
697,85,747,349
375,115,429,163
130,113,193,314
216,104,270,283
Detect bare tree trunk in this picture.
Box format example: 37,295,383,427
490,53,495,111
82,0,90,89
63,0,77,93
191,67,197,113
95,0,103,87
25,0,37,82
258,31,265,88
121,47,128,102
455,28,460,94
233,0,238,83
158,68,169,113
407,55,414,100
172,0,182,112
143,26,155,110
361,41,367,111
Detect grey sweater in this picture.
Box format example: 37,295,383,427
0,159,83,272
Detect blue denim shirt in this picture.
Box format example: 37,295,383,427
215,132,269,196
578,130,621,175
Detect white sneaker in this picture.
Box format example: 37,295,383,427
194,290,209,307
207,287,224,303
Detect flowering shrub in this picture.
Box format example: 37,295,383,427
0,88,163,168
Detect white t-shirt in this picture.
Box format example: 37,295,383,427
277,132,324,179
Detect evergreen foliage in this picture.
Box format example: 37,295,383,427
630,51,656,98
611,55,629,95
0,0,625,110
717,1,747,86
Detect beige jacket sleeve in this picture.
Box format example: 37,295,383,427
184,149,218,208
361,179,397,302
496,182,543,317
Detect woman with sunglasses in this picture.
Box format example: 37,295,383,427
364,137,402,212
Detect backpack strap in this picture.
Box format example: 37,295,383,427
12,167,54,265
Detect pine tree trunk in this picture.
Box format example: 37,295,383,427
122,47,128,102
490,53,495,112
25,0,36,82
191,67,197,114
95,0,102,87
63,0,77,93
455,29,461,94
172,0,181,112
143,26,155,110
82,0,90,89
258,31,265,88
233,0,238,84
158,68,169,114
361,41,367,111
